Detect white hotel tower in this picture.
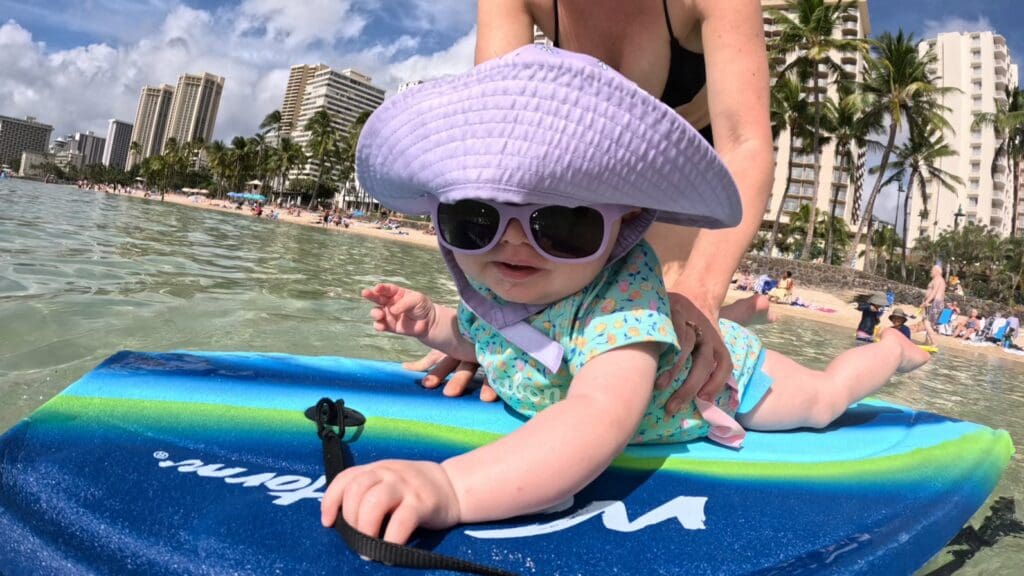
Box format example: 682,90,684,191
289,67,386,180
908,32,1020,244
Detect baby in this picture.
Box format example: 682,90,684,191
321,46,930,545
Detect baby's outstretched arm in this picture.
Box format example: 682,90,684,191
362,284,477,363
321,342,660,542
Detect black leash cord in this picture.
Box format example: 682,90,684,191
312,398,519,576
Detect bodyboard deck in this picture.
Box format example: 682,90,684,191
0,351,1014,575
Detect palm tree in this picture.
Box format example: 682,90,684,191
823,88,878,265
228,136,251,193
128,141,142,171
303,109,342,209
769,0,865,260
848,29,955,268
880,125,962,279
276,136,307,201
260,109,283,137
766,73,813,256
870,224,901,276
972,86,1024,236
205,140,228,196
250,133,270,187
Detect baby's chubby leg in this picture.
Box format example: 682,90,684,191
738,329,931,431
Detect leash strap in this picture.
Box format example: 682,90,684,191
310,398,518,576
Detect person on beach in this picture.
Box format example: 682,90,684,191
888,308,912,340
954,309,981,340
405,0,774,415
322,48,930,544
922,265,947,331
767,270,795,303
856,293,887,342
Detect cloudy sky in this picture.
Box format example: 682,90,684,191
1,0,1020,220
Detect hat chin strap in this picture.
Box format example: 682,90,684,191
442,210,657,374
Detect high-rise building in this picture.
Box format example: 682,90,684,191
291,67,386,180
72,131,106,166
103,119,134,171
165,72,225,147
127,84,174,169
908,32,1020,243
761,0,872,231
0,115,53,169
280,64,328,137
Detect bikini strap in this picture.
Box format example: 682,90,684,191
662,0,675,41
553,0,560,47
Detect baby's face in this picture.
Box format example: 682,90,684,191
453,218,620,305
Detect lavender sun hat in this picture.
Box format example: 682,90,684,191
356,45,742,372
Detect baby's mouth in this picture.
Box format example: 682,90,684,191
494,261,542,280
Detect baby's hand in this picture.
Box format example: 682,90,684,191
361,284,437,338
320,459,461,544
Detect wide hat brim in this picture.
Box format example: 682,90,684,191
356,45,741,229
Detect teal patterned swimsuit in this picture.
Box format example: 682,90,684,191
457,241,772,445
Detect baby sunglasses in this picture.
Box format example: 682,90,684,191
432,199,635,263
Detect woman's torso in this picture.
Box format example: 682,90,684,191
527,0,712,141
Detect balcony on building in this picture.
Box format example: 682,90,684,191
992,193,1004,208
841,25,858,38
994,60,1008,75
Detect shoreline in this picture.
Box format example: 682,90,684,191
74,183,1024,367
725,286,1024,366
77,184,441,249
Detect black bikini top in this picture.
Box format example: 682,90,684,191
552,0,712,143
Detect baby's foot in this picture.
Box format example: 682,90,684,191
722,294,777,326
879,328,931,372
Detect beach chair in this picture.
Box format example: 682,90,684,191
937,308,955,336
988,324,1009,344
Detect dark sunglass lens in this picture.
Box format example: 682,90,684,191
531,206,605,259
437,200,501,251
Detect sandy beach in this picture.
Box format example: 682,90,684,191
724,285,1024,365
79,183,1024,366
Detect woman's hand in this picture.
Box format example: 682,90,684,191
402,351,499,402
320,459,461,545
655,292,733,415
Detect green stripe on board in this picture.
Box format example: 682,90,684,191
31,395,1014,484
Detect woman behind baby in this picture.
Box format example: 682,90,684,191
321,47,930,545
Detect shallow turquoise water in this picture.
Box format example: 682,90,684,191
1,180,1020,572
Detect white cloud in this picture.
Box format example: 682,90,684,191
376,28,476,86
922,16,995,39
0,3,477,144
235,0,368,49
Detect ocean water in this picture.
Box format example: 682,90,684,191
1,180,1020,573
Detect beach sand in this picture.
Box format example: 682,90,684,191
725,286,1024,365
81,185,1024,366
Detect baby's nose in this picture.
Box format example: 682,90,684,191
500,218,529,245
